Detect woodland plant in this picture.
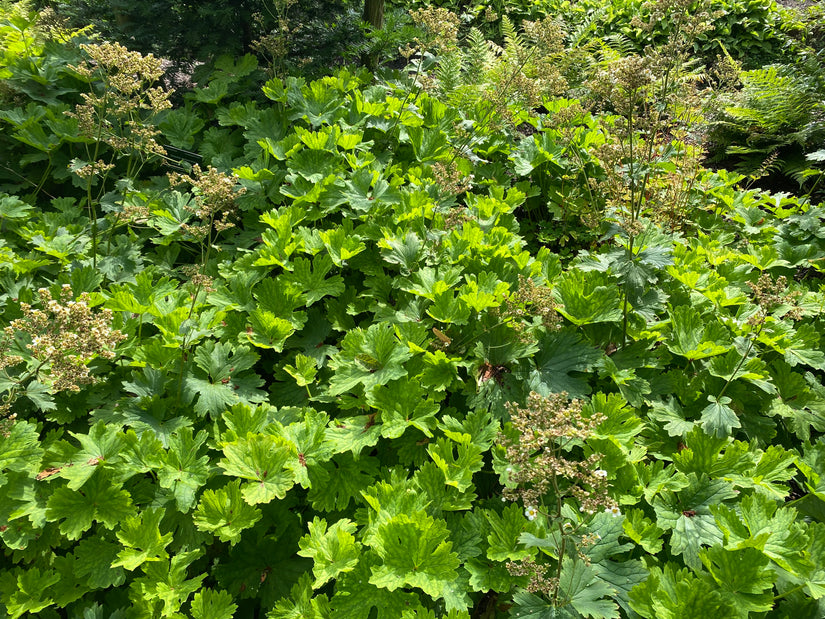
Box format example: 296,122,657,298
67,41,172,266
498,391,619,613
0,284,124,424
2,1,825,617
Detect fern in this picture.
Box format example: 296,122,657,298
500,14,527,64
463,27,495,84
436,51,463,99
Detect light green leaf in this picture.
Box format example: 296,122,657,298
193,480,263,545
132,549,206,617
622,509,665,554
666,305,731,360
328,324,412,395
158,427,210,511
427,437,483,492
555,270,623,325
0,421,43,481
268,573,331,619
219,433,295,504
369,512,460,601
700,395,741,438
45,474,135,540
298,517,361,588
367,378,439,439
1,567,59,619
113,507,173,571
190,588,238,619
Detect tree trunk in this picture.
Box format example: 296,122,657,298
361,0,384,72
363,0,384,29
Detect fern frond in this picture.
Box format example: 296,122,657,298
464,27,493,84
436,50,463,98
500,14,526,63
602,33,637,57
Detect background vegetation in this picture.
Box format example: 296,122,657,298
1,0,824,617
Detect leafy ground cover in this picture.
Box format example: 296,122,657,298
1,0,825,617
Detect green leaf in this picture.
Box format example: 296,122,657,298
319,226,366,266
712,492,812,575
485,503,533,562
284,354,318,388
699,546,775,615
700,395,741,438
45,473,135,540
307,452,380,511
298,517,362,588
190,588,238,619
325,414,382,457
158,427,210,511
0,420,43,482
622,508,665,554
194,480,263,545
652,474,737,569
666,305,731,360
268,573,331,619
113,507,173,570
55,421,124,490
1,567,59,619
131,549,206,617
379,232,422,274
321,168,400,213
278,409,335,489
219,433,295,504
529,330,603,398
73,537,126,589
331,557,423,619
369,512,460,601
629,563,738,619
0,193,33,221
185,341,266,415
407,126,449,161
286,255,345,305
328,324,413,395
367,378,440,439
558,556,619,619
782,323,825,370
427,437,483,492
555,270,623,325
246,310,295,350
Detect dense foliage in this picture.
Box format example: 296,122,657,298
1,0,825,617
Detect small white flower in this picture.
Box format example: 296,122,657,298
506,467,513,473
524,506,539,521
605,506,621,517
594,469,608,478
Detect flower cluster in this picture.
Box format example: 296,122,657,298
67,42,171,159
499,391,609,513
408,7,460,55
2,285,125,396
430,160,474,197
508,275,562,336
168,165,243,242
747,273,802,320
